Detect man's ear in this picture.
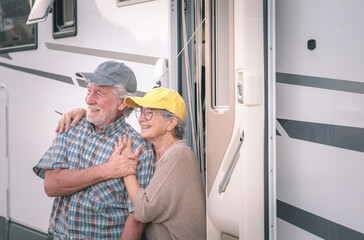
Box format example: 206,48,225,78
118,99,127,111
167,117,178,131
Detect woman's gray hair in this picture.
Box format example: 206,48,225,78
160,109,186,138
112,84,135,118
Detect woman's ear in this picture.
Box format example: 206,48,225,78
167,117,178,131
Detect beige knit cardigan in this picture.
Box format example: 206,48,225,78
134,140,206,240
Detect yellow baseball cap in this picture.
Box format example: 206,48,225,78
125,88,187,120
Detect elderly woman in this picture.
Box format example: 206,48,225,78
58,88,206,240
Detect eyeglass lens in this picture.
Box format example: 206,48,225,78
135,108,153,121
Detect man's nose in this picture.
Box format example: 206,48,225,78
85,93,95,104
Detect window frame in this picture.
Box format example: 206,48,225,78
0,0,38,54
52,0,77,39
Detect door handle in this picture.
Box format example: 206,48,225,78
218,131,244,194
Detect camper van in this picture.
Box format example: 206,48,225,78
0,0,363,239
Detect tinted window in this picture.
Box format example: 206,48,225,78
0,0,37,53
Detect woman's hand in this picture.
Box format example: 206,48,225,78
118,135,142,157
117,135,143,205
55,108,87,133
102,135,141,179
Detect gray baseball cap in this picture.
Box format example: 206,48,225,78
76,61,137,93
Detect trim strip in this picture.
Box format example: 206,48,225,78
0,54,11,59
277,200,364,240
46,42,160,65
276,72,364,95
8,220,47,240
277,119,364,153
0,62,73,85
0,216,8,240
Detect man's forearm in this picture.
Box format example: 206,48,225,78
44,165,107,197
121,213,145,240
44,149,138,197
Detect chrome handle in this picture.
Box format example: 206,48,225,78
218,131,244,194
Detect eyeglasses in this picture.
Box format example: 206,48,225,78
135,108,154,121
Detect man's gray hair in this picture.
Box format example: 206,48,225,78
160,109,186,138
112,85,135,118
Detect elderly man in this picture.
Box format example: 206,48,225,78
33,61,154,240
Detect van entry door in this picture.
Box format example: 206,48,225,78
205,0,275,239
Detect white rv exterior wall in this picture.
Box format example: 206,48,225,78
0,0,172,232
276,0,364,238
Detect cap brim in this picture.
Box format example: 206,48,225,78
75,72,114,86
75,72,84,78
124,96,144,108
125,96,162,109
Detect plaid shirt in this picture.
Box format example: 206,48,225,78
33,117,154,240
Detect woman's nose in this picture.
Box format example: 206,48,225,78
138,115,146,123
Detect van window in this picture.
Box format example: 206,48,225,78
0,0,37,53
53,0,77,39
211,0,231,108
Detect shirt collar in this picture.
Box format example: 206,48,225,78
87,116,126,135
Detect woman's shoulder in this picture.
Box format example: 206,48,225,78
165,140,195,161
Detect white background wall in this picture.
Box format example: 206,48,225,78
0,0,172,232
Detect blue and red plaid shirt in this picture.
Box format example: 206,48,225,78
33,116,154,240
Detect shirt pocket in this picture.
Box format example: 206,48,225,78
86,179,129,226
87,178,128,205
